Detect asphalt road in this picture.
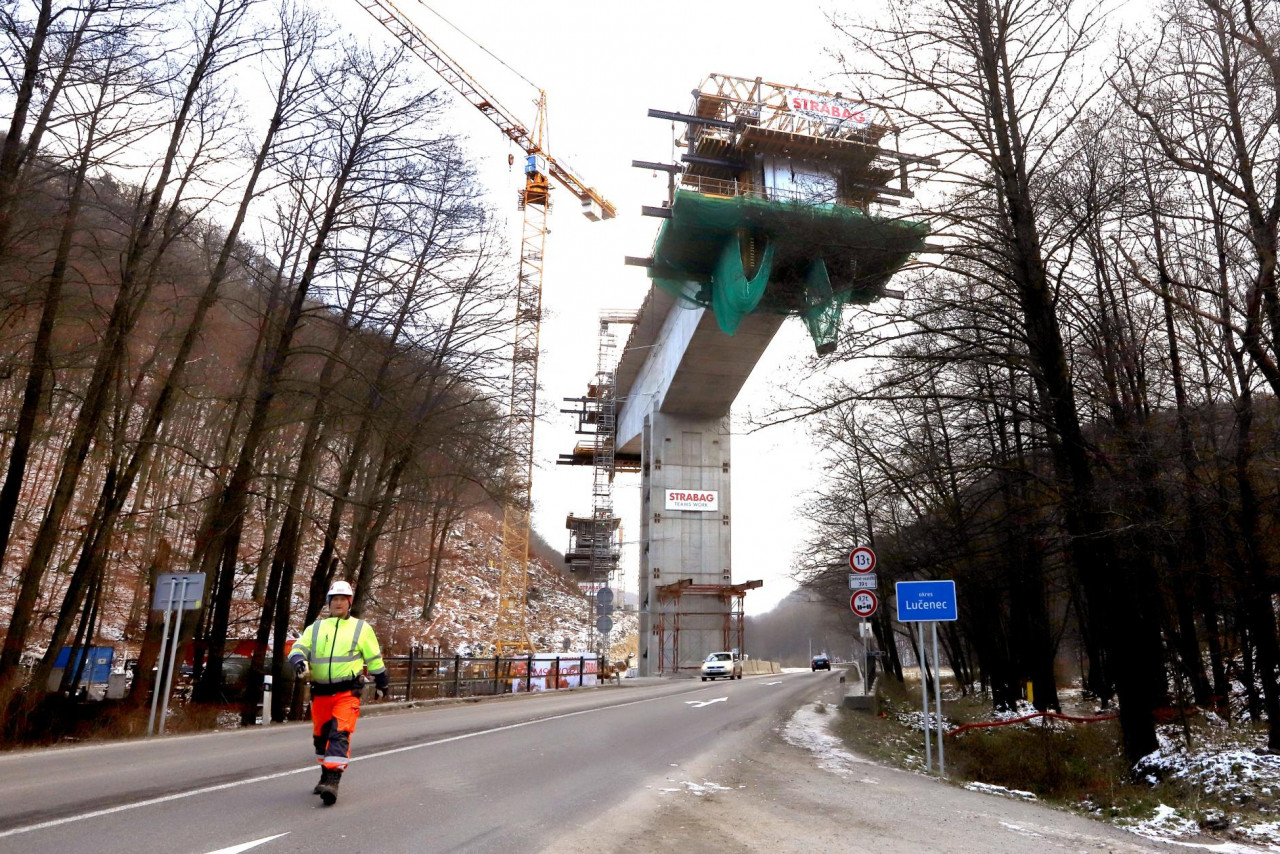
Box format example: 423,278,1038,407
0,671,827,854
0,671,1190,854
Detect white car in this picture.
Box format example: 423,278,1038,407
700,651,742,681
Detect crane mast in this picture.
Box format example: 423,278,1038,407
354,0,615,653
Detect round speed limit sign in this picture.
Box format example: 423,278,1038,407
849,546,876,573
850,590,878,618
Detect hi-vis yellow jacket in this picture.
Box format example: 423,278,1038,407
289,616,386,695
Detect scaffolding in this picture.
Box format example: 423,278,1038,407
558,313,637,648
653,579,762,675
559,312,637,583
677,74,909,210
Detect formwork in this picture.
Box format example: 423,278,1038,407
653,579,761,675
640,73,929,354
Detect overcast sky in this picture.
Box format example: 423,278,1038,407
351,0,858,615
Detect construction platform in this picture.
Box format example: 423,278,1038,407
631,73,930,354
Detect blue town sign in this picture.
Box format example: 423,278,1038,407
895,580,958,622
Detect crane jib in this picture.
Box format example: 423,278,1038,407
358,0,614,218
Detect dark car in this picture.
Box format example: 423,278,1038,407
811,654,831,671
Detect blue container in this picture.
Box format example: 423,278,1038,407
53,646,114,684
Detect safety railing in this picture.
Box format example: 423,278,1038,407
676,174,841,206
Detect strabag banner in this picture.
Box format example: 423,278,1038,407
511,653,598,692
665,489,719,512
786,90,873,129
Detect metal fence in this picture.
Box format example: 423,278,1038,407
380,653,598,701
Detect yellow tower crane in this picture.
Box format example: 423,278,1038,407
354,0,616,653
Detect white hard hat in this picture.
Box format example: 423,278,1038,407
327,580,354,601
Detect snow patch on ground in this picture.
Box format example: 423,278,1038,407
894,708,952,733
998,821,1045,838
1239,822,1280,849
658,781,734,796
1137,734,1280,797
1118,803,1280,851
1121,803,1201,840
966,781,1037,800
781,701,878,777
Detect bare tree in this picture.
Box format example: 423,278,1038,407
816,0,1167,760
0,0,261,696
189,41,450,703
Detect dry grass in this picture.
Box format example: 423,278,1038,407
831,677,1191,820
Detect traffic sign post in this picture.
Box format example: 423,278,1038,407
147,573,205,737
894,579,958,776
847,551,879,696
849,546,876,573
590,586,614,653
917,621,931,769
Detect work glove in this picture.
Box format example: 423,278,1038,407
374,672,389,701
375,685,389,701
293,659,310,681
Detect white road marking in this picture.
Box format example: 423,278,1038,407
765,681,782,685
685,697,727,708
204,833,290,854
0,691,683,840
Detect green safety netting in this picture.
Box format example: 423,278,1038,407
648,190,928,354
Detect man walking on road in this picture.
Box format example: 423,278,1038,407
288,580,389,805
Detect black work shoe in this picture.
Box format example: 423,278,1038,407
317,769,341,806
312,769,326,795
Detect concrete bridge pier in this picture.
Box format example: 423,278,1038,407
637,410,734,674
613,298,779,677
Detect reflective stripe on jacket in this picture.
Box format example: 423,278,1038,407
288,616,386,690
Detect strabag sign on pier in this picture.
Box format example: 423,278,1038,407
786,89,873,129
665,489,719,511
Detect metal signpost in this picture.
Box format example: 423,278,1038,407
147,572,205,736
896,580,958,775
595,587,614,646
848,548,878,696
849,591,878,694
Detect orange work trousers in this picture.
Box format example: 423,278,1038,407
311,690,361,771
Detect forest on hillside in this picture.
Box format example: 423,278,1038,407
785,0,1280,766
0,0,542,740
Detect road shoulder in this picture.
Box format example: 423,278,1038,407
549,698,1174,854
